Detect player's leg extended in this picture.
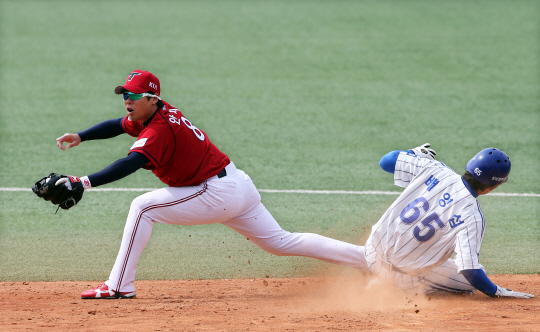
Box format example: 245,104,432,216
223,203,368,270
105,165,247,293
105,183,219,293
419,259,476,294
104,190,170,294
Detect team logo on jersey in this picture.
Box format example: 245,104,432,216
131,138,148,149
127,72,141,81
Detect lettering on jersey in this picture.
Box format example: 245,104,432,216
168,115,206,141
438,193,454,207
169,114,182,125
448,215,464,228
424,175,440,191
131,138,148,149
169,108,179,114
474,167,482,176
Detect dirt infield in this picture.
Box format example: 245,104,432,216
1,274,539,331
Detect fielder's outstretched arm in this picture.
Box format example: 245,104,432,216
78,118,125,141
56,118,125,150
84,152,150,188
55,117,150,189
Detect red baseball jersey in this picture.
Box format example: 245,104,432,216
121,101,230,187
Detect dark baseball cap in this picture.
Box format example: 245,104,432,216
114,70,160,95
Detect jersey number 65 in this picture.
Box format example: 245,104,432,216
400,197,446,242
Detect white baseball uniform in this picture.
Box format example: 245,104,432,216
365,151,486,294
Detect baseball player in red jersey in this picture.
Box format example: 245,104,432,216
54,70,368,299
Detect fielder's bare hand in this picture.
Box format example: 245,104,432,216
56,133,81,151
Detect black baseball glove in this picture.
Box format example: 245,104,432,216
32,173,84,210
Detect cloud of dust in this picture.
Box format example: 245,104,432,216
300,273,432,314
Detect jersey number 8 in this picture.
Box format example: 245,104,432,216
169,115,205,141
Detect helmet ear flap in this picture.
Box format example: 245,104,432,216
465,148,511,185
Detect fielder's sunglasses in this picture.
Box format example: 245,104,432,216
123,92,161,101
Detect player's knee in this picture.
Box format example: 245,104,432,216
129,195,149,213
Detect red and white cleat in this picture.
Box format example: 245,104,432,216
81,283,136,299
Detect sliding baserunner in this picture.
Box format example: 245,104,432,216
364,145,533,298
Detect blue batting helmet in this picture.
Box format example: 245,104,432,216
465,148,511,185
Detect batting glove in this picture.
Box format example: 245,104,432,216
494,285,534,299
411,143,437,160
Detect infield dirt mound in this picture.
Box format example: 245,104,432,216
1,274,539,331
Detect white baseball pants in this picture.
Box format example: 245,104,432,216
105,162,367,292
364,244,476,294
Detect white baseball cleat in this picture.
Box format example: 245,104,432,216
81,283,136,299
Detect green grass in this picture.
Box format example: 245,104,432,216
0,191,388,281
2,192,537,282
0,0,539,281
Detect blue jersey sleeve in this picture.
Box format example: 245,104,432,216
461,269,498,296
379,150,410,174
